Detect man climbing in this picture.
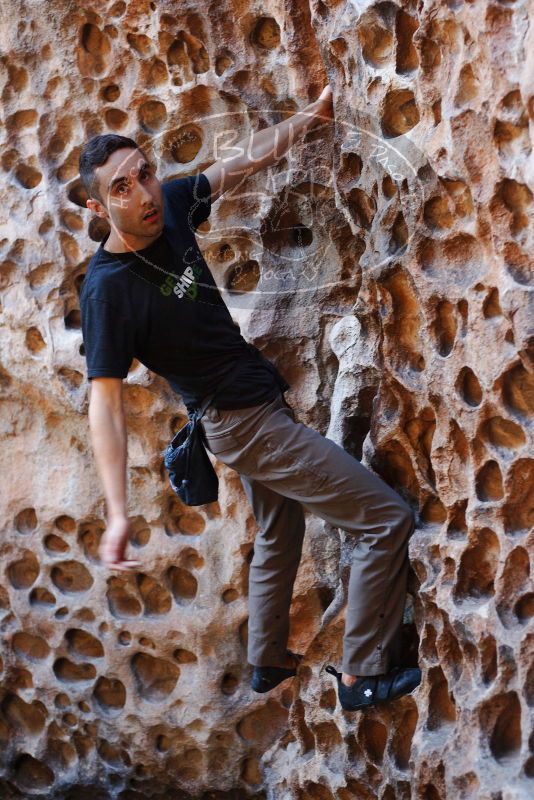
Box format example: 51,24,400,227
78,85,421,712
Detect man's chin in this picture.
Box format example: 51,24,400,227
135,219,164,238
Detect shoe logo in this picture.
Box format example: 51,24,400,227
364,688,373,697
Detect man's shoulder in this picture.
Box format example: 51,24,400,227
161,172,212,236
162,172,211,212
162,172,203,197
80,250,132,312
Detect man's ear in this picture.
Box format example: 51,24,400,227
86,197,108,218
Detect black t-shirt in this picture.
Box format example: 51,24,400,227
79,172,289,412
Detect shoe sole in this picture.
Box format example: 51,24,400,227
340,679,420,711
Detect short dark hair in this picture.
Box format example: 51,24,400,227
78,134,146,204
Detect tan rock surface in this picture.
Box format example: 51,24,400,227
0,0,532,798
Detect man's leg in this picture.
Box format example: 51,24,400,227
269,418,415,678
238,475,305,668
201,392,416,677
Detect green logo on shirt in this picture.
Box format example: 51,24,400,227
160,263,203,299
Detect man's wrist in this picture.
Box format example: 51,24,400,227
308,98,330,124
283,101,321,142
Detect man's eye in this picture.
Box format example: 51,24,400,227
117,184,128,194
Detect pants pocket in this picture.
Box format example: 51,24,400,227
255,437,330,493
201,395,284,456
202,427,244,456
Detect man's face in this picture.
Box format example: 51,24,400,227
91,147,164,238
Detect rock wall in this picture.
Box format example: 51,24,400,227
0,0,533,798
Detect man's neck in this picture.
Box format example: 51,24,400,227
103,229,163,253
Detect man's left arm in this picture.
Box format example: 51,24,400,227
203,85,334,203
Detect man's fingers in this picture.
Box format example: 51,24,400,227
98,529,140,570
103,559,141,571
99,545,140,568
100,539,127,556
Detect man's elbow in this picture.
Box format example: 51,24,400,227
88,376,125,414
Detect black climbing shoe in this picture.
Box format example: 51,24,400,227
251,651,303,693
325,664,421,711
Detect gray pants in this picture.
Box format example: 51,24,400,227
200,391,415,676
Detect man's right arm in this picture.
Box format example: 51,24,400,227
88,377,140,571
89,376,128,518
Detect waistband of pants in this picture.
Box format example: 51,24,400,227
203,389,285,423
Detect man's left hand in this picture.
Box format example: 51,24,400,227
315,84,334,122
